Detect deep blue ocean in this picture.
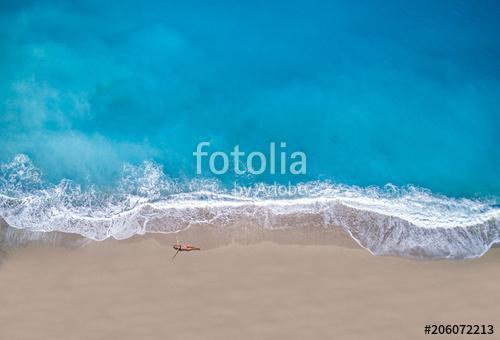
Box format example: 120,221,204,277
0,1,499,258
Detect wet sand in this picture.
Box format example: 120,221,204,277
0,232,499,340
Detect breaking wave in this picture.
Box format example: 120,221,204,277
1,154,499,259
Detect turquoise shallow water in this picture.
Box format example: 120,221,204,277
0,1,499,258
1,0,499,196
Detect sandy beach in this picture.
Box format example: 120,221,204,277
0,229,499,340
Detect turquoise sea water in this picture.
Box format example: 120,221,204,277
0,1,499,258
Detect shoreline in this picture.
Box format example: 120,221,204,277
2,214,499,261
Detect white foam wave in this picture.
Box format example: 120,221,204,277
0,154,499,259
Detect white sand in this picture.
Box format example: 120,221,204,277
0,234,499,340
